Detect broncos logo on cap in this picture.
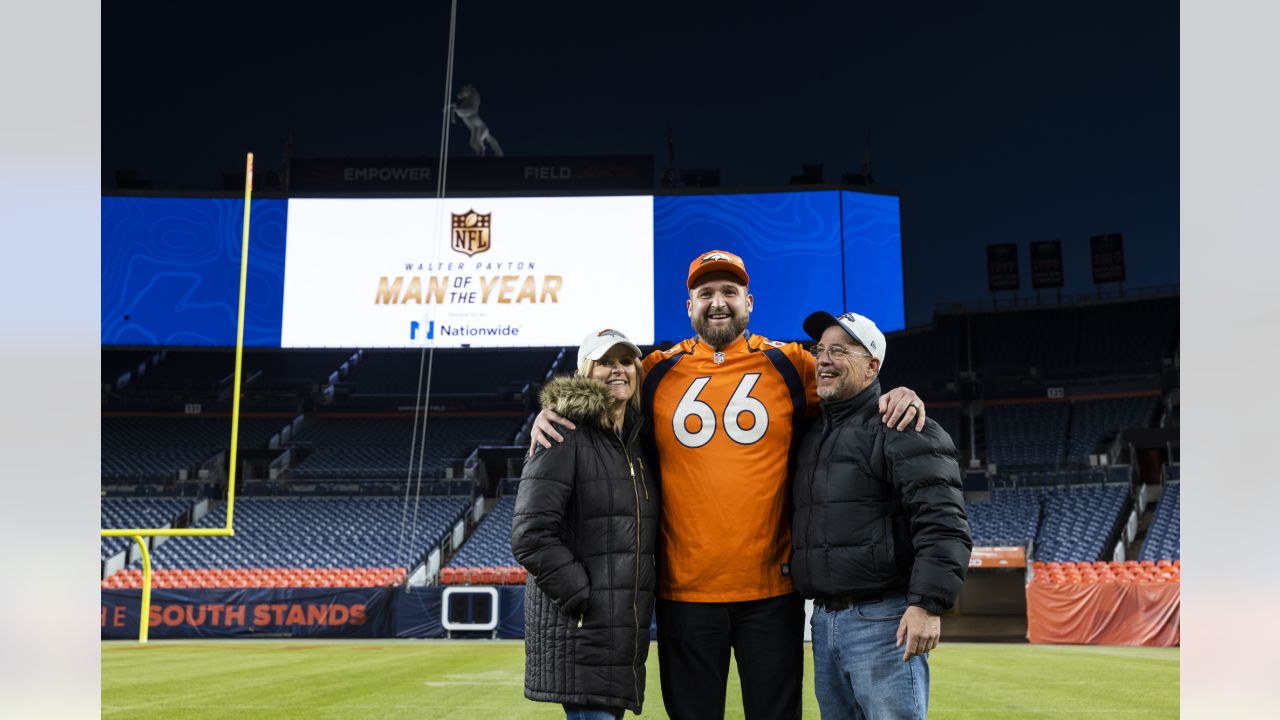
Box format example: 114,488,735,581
701,252,733,264
596,329,625,338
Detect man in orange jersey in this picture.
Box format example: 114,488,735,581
531,249,925,720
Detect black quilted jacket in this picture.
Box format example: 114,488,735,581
511,376,659,714
791,380,973,614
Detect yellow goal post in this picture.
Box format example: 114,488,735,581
100,153,255,641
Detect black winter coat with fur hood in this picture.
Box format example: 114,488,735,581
511,376,659,714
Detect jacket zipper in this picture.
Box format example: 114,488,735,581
623,440,642,706
637,456,650,500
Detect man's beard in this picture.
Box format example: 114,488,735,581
816,383,842,401
692,307,749,349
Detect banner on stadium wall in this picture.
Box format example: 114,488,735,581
1030,240,1064,289
280,197,655,348
101,587,394,639
986,243,1020,292
1090,233,1126,284
968,546,1027,568
289,156,654,192
1026,582,1179,646
102,585,660,641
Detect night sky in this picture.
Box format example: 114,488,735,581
102,1,1178,327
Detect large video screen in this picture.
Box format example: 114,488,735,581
653,192,845,343
101,190,903,348
281,197,654,347
101,197,287,347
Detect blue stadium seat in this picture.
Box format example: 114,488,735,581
1138,482,1180,562
100,498,192,560
966,488,1041,547
448,496,519,568
127,496,471,571
1033,485,1130,562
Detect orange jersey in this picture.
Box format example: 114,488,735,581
641,332,820,602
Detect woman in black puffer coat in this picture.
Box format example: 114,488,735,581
511,329,659,720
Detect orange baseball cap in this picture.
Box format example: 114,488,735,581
687,249,749,288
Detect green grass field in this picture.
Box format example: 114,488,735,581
103,640,1178,719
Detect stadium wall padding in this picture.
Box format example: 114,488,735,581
1025,583,1180,646
102,586,662,640
101,587,395,639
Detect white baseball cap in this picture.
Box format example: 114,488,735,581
803,310,886,366
577,328,643,368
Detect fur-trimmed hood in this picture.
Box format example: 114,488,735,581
539,375,616,425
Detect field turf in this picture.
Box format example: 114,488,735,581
102,640,1178,719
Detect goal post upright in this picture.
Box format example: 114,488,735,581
100,152,254,640
224,150,253,532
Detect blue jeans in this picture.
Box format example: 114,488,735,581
563,705,622,720
810,595,929,719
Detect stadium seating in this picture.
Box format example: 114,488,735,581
985,402,1070,468
1065,395,1158,464
444,496,524,584
101,416,285,480
1033,484,1130,562
1031,559,1179,584
102,348,355,413
288,414,523,479
101,349,158,388
102,416,283,449
875,323,963,398
103,496,471,588
970,307,1079,380
119,351,237,390
344,349,558,396
245,350,356,385
928,406,963,451
966,488,1041,547
100,497,193,560
101,446,221,480
1139,482,1180,562
1074,297,1178,375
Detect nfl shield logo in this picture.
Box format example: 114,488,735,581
451,210,491,257
713,352,725,364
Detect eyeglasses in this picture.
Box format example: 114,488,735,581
810,345,871,361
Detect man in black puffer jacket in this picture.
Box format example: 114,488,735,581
792,310,972,720
512,363,659,718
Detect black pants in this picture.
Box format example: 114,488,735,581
656,593,804,720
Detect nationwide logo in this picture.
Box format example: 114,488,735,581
451,210,491,257
410,320,435,341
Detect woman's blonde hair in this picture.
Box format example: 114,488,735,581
576,350,644,415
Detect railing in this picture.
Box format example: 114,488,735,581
268,449,292,479
935,283,1179,315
